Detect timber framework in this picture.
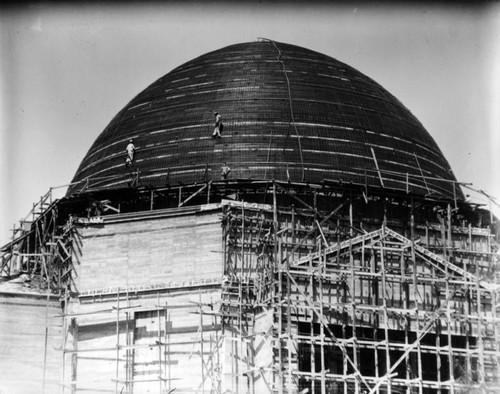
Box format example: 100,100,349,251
1,180,499,394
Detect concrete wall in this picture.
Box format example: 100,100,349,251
63,207,226,392
66,288,222,394
73,208,223,294
0,292,62,394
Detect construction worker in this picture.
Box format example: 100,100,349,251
126,139,136,166
221,162,231,180
212,112,223,139
221,275,231,290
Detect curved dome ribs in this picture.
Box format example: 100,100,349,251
265,38,306,182
68,41,461,201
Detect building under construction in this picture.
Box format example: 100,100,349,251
1,40,499,394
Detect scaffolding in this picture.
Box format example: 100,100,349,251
217,183,500,394
1,181,499,393
57,290,225,394
0,188,76,292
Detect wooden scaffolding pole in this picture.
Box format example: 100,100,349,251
114,292,120,394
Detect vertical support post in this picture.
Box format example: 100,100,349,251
125,311,130,394
412,240,423,394
71,318,78,394
492,289,500,382
42,290,50,394
374,327,379,394
216,311,222,394
487,225,491,264
380,226,391,394
350,236,359,394
370,251,380,394
115,292,120,394
199,290,205,394
404,307,410,393
445,205,454,393
273,182,278,249
436,307,442,389
475,258,486,387
237,202,245,392
10,224,18,276
319,241,326,394
313,189,318,219
286,235,292,393
165,302,171,393
60,297,67,394
272,182,283,394
241,204,245,279
236,277,242,393
309,254,316,394
410,199,415,242
447,204,452,257
453,181,457,210
223,207,229,279
247,315,254,394
349,199,353,237
441,209,447,261
157,292,163,393
445,277,454,394
468,223,473,253
489,198,493,227
466,312,472,387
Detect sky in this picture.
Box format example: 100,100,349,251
0,1,499,244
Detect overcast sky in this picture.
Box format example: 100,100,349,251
1,2,499,244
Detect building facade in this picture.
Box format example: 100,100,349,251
1,40,499,394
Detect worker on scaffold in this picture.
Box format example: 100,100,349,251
212,112,223,139
221,162,231,180
125,139,136,167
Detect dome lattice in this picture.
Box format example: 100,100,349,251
68,40,460,200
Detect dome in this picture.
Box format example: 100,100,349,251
68,40,461,200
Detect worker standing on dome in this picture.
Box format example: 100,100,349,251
221,162,231,180
125,139,136,167
212,112,223,139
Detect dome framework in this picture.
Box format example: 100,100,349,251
69,40,462,201
1,41,498,394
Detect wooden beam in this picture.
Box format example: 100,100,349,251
413,153,431,196
178,182,210,207
275,183,314,211
370,147,385,188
